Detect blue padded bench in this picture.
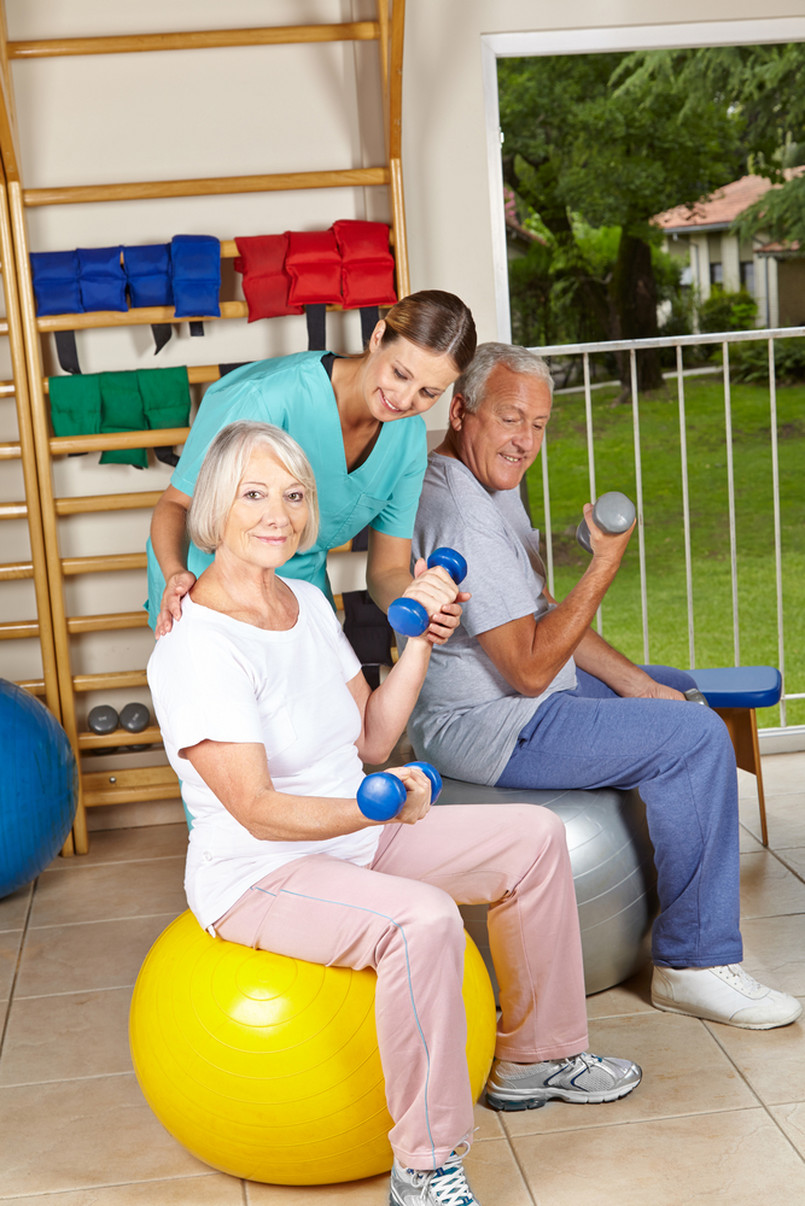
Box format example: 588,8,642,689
687,665,782,847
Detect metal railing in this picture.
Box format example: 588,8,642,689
528,325,805,738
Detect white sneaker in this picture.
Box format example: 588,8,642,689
389,1148,479,1205
652,963,802,1029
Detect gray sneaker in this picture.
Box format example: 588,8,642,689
485,1051,642,1111
389,1149,479,1205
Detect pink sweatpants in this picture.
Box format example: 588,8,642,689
214,803,588,1170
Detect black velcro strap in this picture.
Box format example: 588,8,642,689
360,305,380,345
151,323,173,355
306,304,327,350
55,329,81,375
154,447,180,467
189,321,205,337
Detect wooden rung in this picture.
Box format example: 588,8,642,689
0,561,34,581
37,296,355,337
62,552,146,576
56,491,162,516
82,764,181,808
0,381,16,397
0,501,28,519
17,678,46,696
73,669,148,692
0,619,40,639
49,428,189,456
67,611,149,634
38,299,248,331
24,167,389,208
8,23,381,60
0,441,22,461
79,725,162,751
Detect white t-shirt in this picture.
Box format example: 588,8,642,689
146,580,381,932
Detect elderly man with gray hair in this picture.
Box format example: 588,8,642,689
409,341,800,1035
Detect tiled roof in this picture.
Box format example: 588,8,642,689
653,175,773,231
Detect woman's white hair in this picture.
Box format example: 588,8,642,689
453,342,553,413
187,420,319,554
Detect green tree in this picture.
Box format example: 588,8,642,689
499,51,744,388
620,44,805,244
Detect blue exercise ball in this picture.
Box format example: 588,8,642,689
0,679,77,899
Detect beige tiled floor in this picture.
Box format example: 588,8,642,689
1,753,804,1205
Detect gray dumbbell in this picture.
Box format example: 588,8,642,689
576,491,636,553
88,704,119,735
684,687,709,707
120,702,152,752
120,702,150,733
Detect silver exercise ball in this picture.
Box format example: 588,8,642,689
437,779,658,996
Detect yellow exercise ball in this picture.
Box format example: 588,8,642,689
129,909,496,1185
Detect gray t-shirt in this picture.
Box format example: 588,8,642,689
409,453,577,785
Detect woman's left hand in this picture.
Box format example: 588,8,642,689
399,558,468,645
385,763,433,824
424,596,468,645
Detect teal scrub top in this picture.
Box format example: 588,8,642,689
145,351,428,628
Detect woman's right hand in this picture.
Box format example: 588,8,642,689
384,764,432,825
155,570,197,639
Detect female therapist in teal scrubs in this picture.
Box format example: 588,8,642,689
147,290,476,637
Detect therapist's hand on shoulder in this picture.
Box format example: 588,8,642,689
155,570,197,639
401,558,469,646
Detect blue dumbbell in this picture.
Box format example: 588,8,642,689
576,491,636,553
387,548,468,637
357,761,443,821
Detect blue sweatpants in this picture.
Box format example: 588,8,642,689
496,665,743,969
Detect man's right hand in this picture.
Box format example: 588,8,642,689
155,570,197,638
583,501,635,564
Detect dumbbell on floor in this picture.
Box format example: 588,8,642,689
357,761,443,821
576,492,636,553
387,548,467,637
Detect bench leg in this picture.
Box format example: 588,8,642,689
714,707,769,847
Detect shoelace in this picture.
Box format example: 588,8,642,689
720,964,763,993
411,1156,476,1205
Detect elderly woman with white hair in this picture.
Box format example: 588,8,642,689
147,419,641,1206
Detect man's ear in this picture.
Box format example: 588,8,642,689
449,392,468,431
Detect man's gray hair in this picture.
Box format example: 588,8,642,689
188,420,320,555
453,342,554,413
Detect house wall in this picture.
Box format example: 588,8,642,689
693,234,712,300
766,257,781,327
721,235,742,293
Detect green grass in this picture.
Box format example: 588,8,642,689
524,376,805,729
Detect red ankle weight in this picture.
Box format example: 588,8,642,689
234,234,303,321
